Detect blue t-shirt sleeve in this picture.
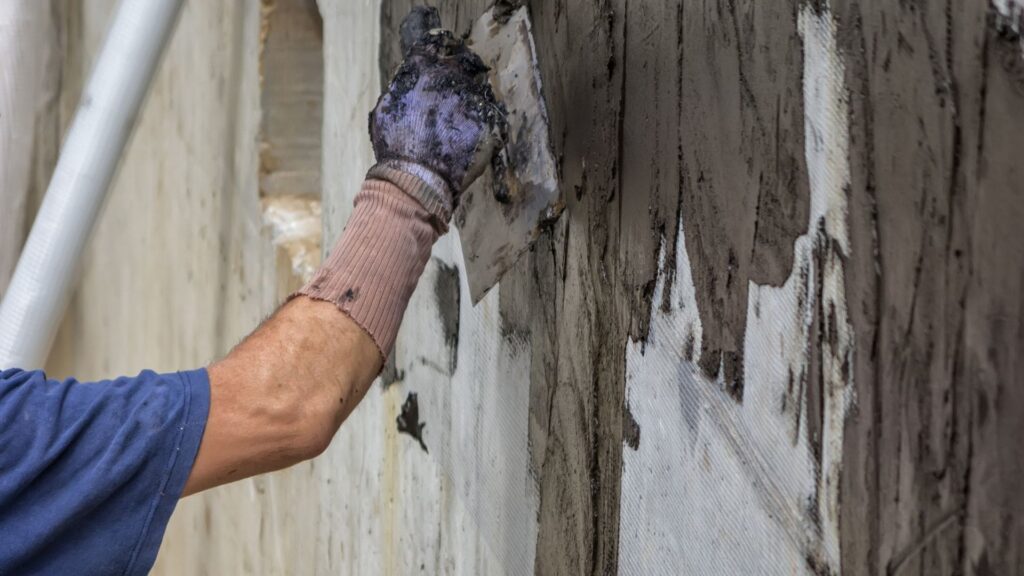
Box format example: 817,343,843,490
0,368,210,576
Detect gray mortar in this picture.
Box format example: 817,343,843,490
833,1,1024,573
396,391,428,453
433,258,460,374
622,401,640,451
381,1,1024,573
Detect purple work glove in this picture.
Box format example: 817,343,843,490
367,7,507,223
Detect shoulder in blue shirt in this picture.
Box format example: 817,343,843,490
0,368,210,575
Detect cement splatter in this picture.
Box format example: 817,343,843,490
396,391,428,452
432,258,460,374
623,399,641,451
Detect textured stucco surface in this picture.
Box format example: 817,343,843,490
619,9,853,572
378,1,1024,574
3,0,1023,574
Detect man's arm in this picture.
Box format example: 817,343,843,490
182,11,505,496
0,8,504,575
183,297,380,495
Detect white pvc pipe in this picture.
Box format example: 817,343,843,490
0,0,185,370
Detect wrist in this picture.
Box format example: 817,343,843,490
367,159,453,231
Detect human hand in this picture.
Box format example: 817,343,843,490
369,7,507,211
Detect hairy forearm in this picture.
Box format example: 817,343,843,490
183,297,381,495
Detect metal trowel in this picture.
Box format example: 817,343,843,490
457,5,562,303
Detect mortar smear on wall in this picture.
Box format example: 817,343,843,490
617,5,853,574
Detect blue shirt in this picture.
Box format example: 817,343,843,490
0,368,210,575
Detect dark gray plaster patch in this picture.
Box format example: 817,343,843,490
623,400,641,451
397,391,428,453
836,2,1024,573
433,258,461,374
378,1,1024,575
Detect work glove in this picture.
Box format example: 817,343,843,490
367,7,507,225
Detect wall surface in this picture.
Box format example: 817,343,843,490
378,1,1024,574
2,0,1022,574
0,0,60,298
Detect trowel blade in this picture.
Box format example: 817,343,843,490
458,6,562,304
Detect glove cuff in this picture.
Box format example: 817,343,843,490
367,160,453,232
293,178,440,359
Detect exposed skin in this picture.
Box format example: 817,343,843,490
183,297,381,495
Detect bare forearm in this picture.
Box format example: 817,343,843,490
183,297,380,495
